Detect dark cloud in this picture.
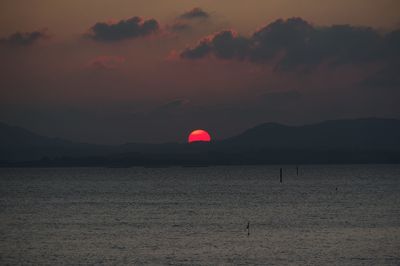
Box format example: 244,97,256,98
0,30,47,46
181,30,249,59
180,8,209,19
181,40,212,59
360,30,400,89
180,18,399,70
167,7,212,34
88,17,159,41
362,63,400,89
384,29,400,60
208,30,250,59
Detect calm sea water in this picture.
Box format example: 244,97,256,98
0,165,399,265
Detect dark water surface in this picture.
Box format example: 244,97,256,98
1,165,399,265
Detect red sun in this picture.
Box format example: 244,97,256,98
188,129,211,143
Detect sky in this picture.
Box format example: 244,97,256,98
0,0,399,144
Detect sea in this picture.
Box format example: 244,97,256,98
0,165,399,265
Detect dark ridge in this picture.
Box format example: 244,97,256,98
1,118,400,165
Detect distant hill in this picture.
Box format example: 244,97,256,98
1,118,400,165
0,122,109,161
0,122,70,149
222,118,400,151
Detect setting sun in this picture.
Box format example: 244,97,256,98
188,129,211,143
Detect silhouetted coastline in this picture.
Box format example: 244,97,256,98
1,118,400,167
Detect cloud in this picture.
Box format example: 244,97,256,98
180,18,400,70
384,29,400,60
0,30,47,46
88,16,159,41
360,29,400,89
180,8,209,20
86,55,126,69
361,63,400,89
181,40,212,59
181,30,249,60
167,8,210,33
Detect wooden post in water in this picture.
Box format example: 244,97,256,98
280,168,283,183
296,166,299,176
247,221,250,236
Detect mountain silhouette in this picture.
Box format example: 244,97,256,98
0,122,109,161
223,118,400,150
1,118,400,165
